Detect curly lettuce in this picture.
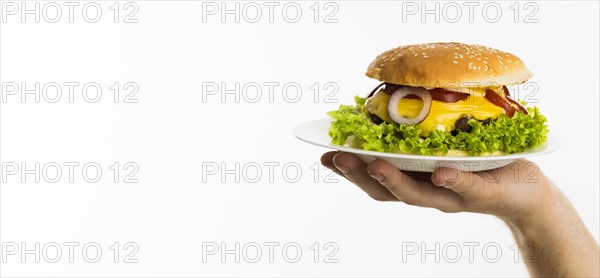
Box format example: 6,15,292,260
328,96,549,156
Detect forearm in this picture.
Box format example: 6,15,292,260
506,185,599,277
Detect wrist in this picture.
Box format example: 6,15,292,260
500,183,600,277
502,182,565,234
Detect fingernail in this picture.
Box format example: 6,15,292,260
434,179,447,187
369,172,384,182
336,166,350,174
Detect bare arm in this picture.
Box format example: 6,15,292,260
506,187,599,277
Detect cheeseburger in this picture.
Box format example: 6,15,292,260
328,42,548,156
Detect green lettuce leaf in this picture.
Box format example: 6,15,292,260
328,96,549,156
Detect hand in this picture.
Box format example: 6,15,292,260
320,151,554,223
321,151,600,277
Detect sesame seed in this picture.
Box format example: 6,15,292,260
452,60,458,64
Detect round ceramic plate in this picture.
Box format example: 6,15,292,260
293,118,558,172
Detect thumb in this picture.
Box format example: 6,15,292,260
431,167,489,200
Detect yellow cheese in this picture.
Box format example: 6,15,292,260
365,87,506,136
364,90,392,122
397,98,424,118
396,96,504,136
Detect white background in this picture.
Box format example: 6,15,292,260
0,1,598,277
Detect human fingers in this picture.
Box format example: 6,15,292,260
367,159,465,212
320,151,343,176
431,166,497,211
332,152,398,202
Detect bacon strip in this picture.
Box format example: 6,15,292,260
485,89,517,117
506,95,528,115
503,86,511,97
375,83,469,103
428,88,469,103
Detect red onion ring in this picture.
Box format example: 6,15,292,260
388,87,432,125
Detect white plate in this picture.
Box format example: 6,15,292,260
293,118,558,172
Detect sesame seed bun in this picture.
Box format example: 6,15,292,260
366,42,532,90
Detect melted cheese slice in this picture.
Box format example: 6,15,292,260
398,96,504,136
364,90,392,122
365,88,506,136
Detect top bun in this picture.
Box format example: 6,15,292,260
366,42,532,89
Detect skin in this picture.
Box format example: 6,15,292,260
321,151,600,277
